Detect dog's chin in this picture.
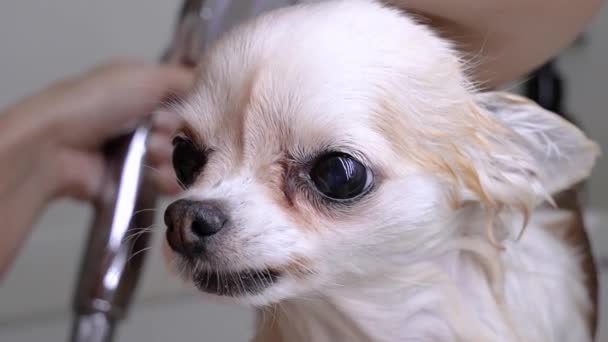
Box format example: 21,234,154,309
190,267,282,298
163,244,306,306
168,257,285,305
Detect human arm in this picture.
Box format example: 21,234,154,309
0,60,194,276
390,0,603,88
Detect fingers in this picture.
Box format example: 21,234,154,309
146,134,173,166
146,133,182,195
146,111,183,196
53,148,106,201
7,57,190,208
52,58,194,146
147,109,183,165
90,59,196,102
148,162,182,195
152,110,183,136
154,64,197,99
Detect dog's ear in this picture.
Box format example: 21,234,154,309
467,91,599,206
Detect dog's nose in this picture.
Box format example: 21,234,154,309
164,199,228,256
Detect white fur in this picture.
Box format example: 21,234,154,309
166,1,600,341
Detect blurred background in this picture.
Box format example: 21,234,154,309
0,1,606,341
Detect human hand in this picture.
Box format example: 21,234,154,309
2,59,194,200
0,59,194,275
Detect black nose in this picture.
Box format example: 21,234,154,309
164,199,228,256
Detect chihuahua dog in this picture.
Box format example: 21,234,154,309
163,1,600,341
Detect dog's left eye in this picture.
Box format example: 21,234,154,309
310,153,372,200
172,136,207,189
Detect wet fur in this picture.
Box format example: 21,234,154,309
166,1,600,341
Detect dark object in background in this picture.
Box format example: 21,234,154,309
524,60,573,122
524,32,587,124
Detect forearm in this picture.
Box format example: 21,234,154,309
0,61,191,278
0,105,58,277
0,177,49,278
391,0,603,88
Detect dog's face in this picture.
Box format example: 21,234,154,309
163,0,599,306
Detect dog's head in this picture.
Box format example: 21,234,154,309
163,0,599,306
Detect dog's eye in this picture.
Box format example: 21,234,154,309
172,136,207,188
310,153,372,200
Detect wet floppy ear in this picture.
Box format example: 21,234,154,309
444,92,600,244
471,91,600,200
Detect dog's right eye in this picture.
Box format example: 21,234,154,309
310,153,373,201
172,136,207,188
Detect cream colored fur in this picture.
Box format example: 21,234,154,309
167,1,601,341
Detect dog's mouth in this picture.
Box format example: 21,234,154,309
191,268,281,296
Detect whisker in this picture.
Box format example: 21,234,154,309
123,230,150,246
205,268,212,292
142,164,162,174
123,226,156,246
215,269,221,295
253,269,265,295
271,303,280,329
230,271,239,295
126,246,152,264
497,75,534,93
123,224,161,256
132,208,159,216
237,269,247,296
